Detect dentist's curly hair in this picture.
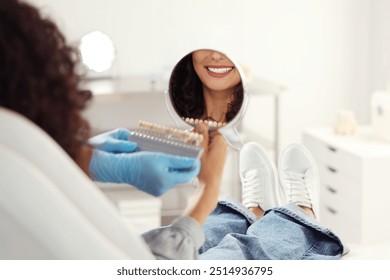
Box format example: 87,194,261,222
0,0,91,163
169,52,243,123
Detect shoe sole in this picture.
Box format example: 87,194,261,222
278,143,320,220
240,142,284,209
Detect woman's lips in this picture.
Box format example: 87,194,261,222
206,66,234,78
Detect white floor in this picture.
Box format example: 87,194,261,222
342,243,390,260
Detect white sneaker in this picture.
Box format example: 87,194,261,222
278,143,320,219
239,142,282,210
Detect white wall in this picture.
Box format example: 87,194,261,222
371,0,390,92
28,0,373,150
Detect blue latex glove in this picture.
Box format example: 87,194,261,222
89,150,200,196
88,128,137,153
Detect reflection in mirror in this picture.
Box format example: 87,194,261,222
168,49,246,131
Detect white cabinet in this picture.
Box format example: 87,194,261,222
303,126,390,244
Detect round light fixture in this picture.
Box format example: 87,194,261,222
79,31,116,73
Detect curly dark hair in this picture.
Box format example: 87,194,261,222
169,52,244,123
0,0,91,163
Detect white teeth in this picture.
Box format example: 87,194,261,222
207,67,232,74
183,117,226,128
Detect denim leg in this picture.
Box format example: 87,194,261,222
200,202,344,260
245,204,344,259
199,199,257,255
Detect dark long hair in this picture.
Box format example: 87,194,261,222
169,52,243,123
0,0,91,163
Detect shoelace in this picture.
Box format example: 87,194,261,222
282,170,311,208
242,169,263,207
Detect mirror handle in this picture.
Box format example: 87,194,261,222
221,126,243,151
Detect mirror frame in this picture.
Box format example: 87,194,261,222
165,49,249,135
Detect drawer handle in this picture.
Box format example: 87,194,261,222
326,206,337,215
327,166,337,173
326,185,337,194
327,145,337,152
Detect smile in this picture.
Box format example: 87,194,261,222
206,67,233,74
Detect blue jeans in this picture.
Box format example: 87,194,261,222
199,199,345,260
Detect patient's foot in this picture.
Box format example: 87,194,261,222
278,143,320,219
239,142,282,218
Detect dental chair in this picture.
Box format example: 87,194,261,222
0,107,154,259
1,107,389,260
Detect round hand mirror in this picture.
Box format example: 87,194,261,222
165,49,248,147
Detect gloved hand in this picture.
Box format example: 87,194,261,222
88,128,137,153
89,150,200,196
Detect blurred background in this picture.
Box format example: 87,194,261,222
28,0,390,146
24,0,390,245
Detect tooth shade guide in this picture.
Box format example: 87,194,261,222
138,120,203,145
182,117,226,129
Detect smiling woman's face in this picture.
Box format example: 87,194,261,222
192,50,241,92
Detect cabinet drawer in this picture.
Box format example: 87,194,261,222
320,204,361,243
320,181,361,223
303,134,362,180
317,162,362,204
